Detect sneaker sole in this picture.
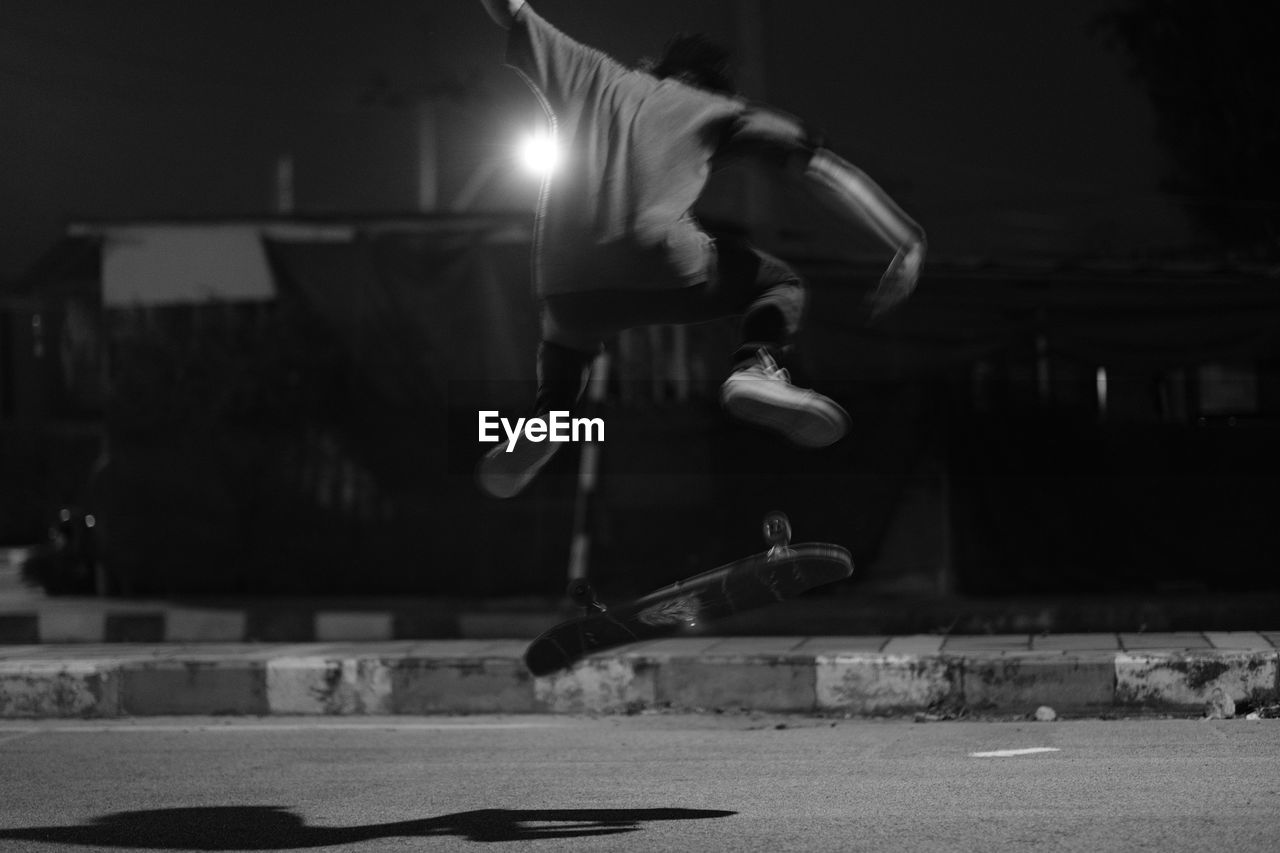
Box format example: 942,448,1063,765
721,389,850,448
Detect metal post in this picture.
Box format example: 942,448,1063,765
567,352,611,582
275,154,294,215
416,100,439,212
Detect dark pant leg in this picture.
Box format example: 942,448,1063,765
542,238,805,355
536,236,806,410
534,340,595,416
711,231,806,368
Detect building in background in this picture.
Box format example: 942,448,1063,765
3,219,1279,599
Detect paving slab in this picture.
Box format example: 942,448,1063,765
308,640,496,659
701,637,810,657
1031,633,1122,651
620,638,725,658
794,636,888,655
143,643,343,661
1204,632,1275,651
943,635,1032,652
0,644,177,662
881,635,945,655
1119,632,1211,651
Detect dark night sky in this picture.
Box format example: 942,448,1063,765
1,0,1195,281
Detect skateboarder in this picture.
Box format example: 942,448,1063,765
475,0,926,498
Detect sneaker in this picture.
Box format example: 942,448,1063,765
475,438,562,499
719,350,850,448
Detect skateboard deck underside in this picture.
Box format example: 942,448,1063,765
524,543,852,677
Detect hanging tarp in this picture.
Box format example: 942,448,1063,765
99,225,278,306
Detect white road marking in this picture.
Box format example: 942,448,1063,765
970,747,1061,758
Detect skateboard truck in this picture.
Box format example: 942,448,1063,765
566,577,607,615
763,510,793,558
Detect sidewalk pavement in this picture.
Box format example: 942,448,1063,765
5,589,1280,643
2,632,1277,720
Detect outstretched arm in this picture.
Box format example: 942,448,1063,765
807,149,927,318
479,0,526,29
722,106,926,318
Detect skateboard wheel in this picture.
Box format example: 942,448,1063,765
762,511,792,547
566,578,596,607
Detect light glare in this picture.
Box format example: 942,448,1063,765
519,131,559,176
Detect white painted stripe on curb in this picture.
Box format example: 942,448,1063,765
266,657,393,715
971,748,1061,758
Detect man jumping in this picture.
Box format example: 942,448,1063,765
475,0,925,498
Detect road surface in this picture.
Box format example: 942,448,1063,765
1,714,1277,851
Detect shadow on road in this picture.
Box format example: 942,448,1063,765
0,805,738,846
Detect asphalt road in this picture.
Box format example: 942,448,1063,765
1,715,1277,852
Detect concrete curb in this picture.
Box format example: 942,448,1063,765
2,638,1277,719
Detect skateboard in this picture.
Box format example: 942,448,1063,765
523,512,853,676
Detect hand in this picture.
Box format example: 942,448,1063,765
867,240,924,319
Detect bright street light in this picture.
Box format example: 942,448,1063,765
518,129,559,177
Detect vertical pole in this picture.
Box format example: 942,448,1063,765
671,324,690,402
937,461,955,595
275,154,294,215
1035,306,1051,410
568,353,611,582
416,100,439,213
0,309,10,419
1095,367,1109,422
